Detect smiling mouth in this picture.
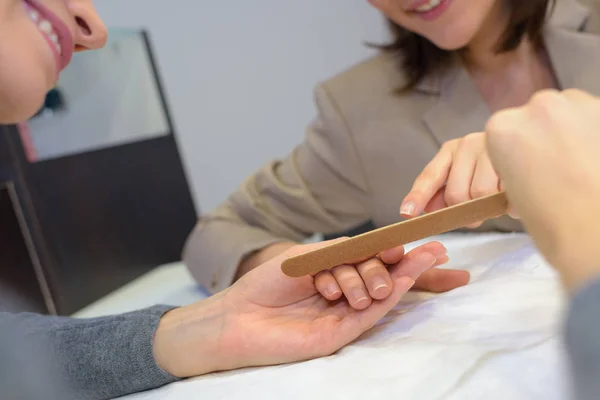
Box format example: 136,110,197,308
25,3,62,56
414,0,443,12
23,0,74,72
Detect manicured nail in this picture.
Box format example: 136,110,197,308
327,284,341,297
435,255,449,265
400,201,416,217
371,277,389,295
508,208,521,219
351,288,369,305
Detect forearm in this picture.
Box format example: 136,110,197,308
2,306,179,400
565,275,600,400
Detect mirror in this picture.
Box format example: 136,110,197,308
22,29,170,162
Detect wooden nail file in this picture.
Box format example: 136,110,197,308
281,192,509,277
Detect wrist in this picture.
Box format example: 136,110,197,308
152,292,228,378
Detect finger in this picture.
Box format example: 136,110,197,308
388,250,437,281
380,241,446,267
401,148,453,218
331,265,372,310
357,258,393,300
423,187,448,214
314,271,343,301
334,276,416,351
444,136,482,207
412,268,470,293
378,245,405,265
470,152,500,200
387,241,450,281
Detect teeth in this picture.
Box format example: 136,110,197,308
28,9,39,22
25,5,62,56
416,0,442,12
39,19,52,34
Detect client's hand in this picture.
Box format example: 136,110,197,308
485,89,600,293
400,132,507,227
313,242,456,307
153,239,444,378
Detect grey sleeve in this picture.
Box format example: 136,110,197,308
565,277,600,400
0,305,180,400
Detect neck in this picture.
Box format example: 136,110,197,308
461,1,533,73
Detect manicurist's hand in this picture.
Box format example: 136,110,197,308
153,239,447,378
400,132,507,228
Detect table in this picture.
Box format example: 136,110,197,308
100,233,568,400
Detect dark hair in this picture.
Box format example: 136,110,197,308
377,0,555,91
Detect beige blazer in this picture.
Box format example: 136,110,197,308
185,0,600,293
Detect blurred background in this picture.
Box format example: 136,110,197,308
94,0,387,212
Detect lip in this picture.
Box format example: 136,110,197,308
407,0,453,21
24,0,74,72
405,0,433,11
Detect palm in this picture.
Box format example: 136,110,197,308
221,243,436,368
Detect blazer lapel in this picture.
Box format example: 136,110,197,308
422,62,491,146
545,27,600,95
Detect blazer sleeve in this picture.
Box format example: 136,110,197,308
0,306,179,400
564,276,600,400
183,84,373,293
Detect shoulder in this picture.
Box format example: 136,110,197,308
319,53,406,101
314,53,428,126
581,0,600,33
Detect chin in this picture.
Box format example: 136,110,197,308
427,33,474,51
0,96,47,124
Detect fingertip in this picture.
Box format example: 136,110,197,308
371,281,393,300
351,296,372,311
414,252,437,268
433,254,450,266
379,245,406,264
314,272,342,300
400,200,418,218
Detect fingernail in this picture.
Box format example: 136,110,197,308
327,284,341,297
400,201,416,217
435,255,449,264
508,208,521,219
371,277,389,294
351,288,369,305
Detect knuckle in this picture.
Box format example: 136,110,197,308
470,184,496,199
529,89,562,115
358,258,385,275
440,139,458,152
561,88,586,99
444,189,468,206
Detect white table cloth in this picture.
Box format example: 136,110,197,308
117,233,570,400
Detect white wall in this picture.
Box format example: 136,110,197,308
94,1,389,212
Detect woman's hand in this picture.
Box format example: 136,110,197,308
313,242,450,309
153,239,448,378
485,89,600,293
400,132,505,227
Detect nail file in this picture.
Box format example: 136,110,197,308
281,192,509,277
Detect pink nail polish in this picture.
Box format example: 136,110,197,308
400,201,416,216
